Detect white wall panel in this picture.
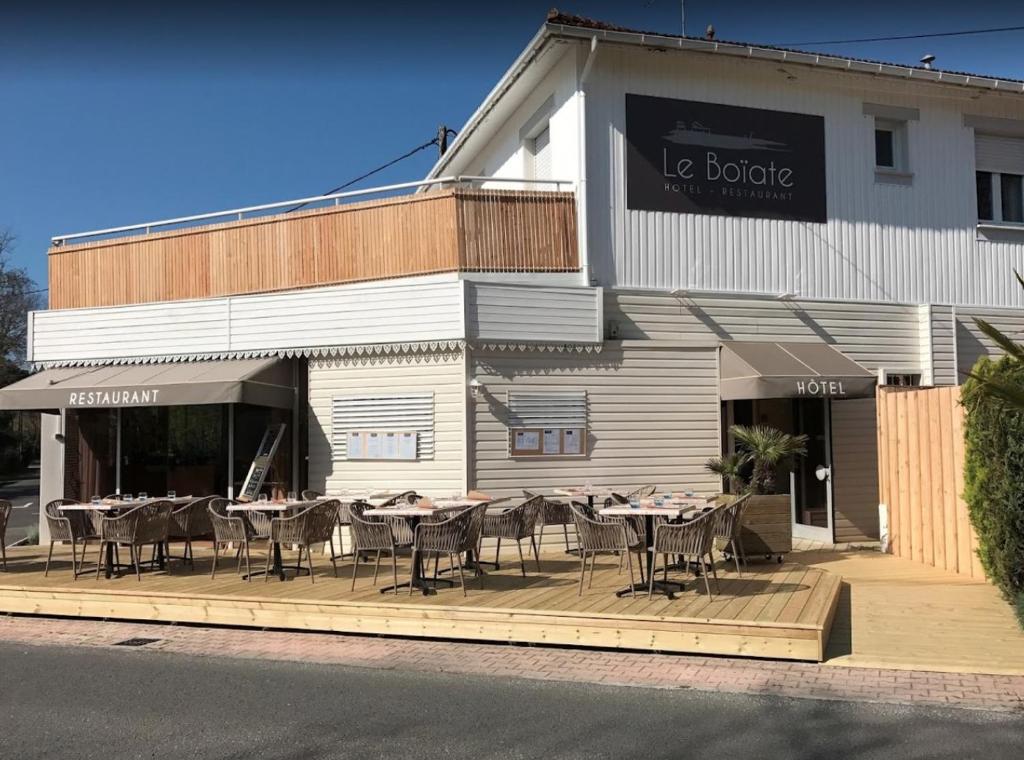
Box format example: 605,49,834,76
471,345,720,498
605,291,925,374
30,277,466,364
955,305,1024,376
584,45,1024,307
467,282,601,344
30,277,604,364
308,353,466,496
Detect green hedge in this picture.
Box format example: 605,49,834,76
961,356,1024,629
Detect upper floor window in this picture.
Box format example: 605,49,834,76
863,104,918,184
528,124,551,180
975,133,1024,224
874,118,908,172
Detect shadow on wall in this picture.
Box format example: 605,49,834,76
604,291,844,345
955,320,989,382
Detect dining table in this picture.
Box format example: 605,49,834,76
59,496,196,578
599,496,713,598
226,500,318,580
364,499,489,595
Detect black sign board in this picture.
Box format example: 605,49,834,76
238,423,287,502
625,94,827,223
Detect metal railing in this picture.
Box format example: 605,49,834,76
51,175,575,246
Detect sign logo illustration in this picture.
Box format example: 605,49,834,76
626,95,827,223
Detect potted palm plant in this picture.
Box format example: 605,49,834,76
705,424,808,560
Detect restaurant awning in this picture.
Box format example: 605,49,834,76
0,358,296,412
719,341,877,400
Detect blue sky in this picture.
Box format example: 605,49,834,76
2,1,1023,294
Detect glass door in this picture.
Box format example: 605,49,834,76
791,398,833,543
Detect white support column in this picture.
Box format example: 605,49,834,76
115,407,122,494
227,404,235,500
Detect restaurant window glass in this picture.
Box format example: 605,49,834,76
69,409,117,501
120,405,229,497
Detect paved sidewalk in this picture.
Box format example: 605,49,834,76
1,614,1022,714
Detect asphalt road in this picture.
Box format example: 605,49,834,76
1,472,39,544
0,642,1021,759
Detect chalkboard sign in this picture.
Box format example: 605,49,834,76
238,423,287,502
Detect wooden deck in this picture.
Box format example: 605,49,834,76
796,545,1024,675
0,545,840,662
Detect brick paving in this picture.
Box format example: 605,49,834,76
1,614,1022,714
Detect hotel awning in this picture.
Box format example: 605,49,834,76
0,358,296,412
719,341,877,400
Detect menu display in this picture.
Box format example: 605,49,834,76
510,427,587,457
345,430,419,461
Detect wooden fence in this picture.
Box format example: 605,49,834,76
876,386,984,578
48,189,578,309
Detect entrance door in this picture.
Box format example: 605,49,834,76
791,398,833,543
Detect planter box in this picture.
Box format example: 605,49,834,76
719,493,793,559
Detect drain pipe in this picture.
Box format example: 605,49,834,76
576,36,599,286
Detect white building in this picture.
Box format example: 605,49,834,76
5,12,1024,545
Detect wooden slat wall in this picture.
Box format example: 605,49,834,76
48,190,578,309
876,386,984,579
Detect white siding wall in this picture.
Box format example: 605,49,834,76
831,397,881,542
955,305,1024,376
467,283,601,344
307,353,467,496
605,291,926,374
470,345,721,499
31,277,465,364
929,304,958,385
30,277,604,365
461,46,580,186
584,45,1024,306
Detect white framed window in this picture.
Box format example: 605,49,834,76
331,392,434,461
975,134,1024,224
528,124,551,180
874,118,908,172
507,391,587,458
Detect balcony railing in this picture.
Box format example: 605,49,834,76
47,177,578,310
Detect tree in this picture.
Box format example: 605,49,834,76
729,425,808,495
0,229,43,373
0,229,44,471
970,270,1024,408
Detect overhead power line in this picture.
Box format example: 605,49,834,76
285,128,457,214
778,24,1024,47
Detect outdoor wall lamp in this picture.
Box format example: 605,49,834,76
469,378,483,399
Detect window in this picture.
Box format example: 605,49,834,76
529,125,551,180
883,373,921,387
874,118,908,172
976,172,994,221
507,391,587,457
1001,174,1024,223
331,393,434,461
975,133,1024,224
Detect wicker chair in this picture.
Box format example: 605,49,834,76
0,500,11,571
349,508,400,593
708,495,751,576
43,499,97,579
410,507,474,596
649,510,717,598
533,495,576,555
265,500,341,584
167,496,216,568
370,492,418,547
479,496,543,576
208,498,259,580
628,485,658,500
301,489,323,501
570,504,644,597
95,501,174,581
